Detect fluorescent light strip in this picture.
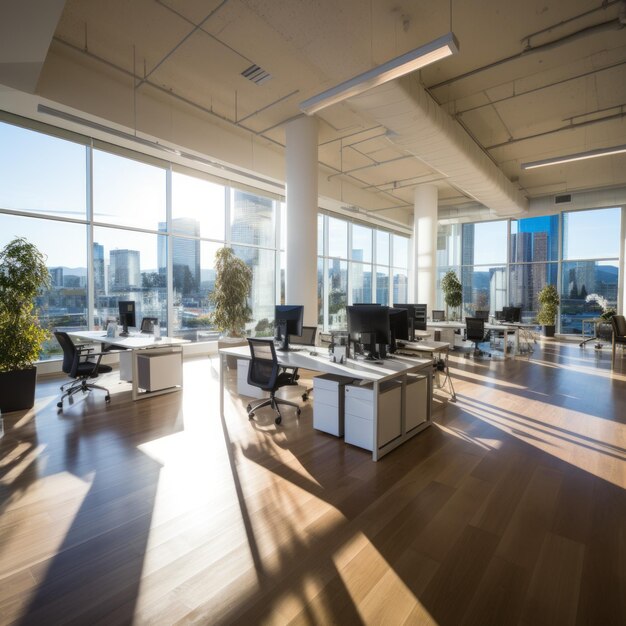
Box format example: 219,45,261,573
299,32,459,115
521,144,626,170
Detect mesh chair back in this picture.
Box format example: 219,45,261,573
290,326,317,346
475,310,489,320
247,338,279,390
432,310,445,321
466,318,485,342
611,315,626,338
54,331,78,376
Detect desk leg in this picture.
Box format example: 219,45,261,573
443,349,456,401
372,379,380,462
131,349,138,401
220,352,225,418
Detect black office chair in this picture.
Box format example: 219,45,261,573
611,315,626,368
54,331,113,409
465,317,491,358
140,317,158,333
285,326,318,400
246,338,301,425
431,310,446,321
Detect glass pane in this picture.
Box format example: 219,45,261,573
317,257,324,326
461,265,507,317
280,202,286,251
392,234,409,269
93,149,166,229
317,214,324,256
351,224,372,263
0,122,86,219
0,214,87,361
280,250,285,305
393,268,408,304
510,215,558,263
562,207,621,260
560,260,619,333
230,189,275,248
93,226,167,332
376,266,389,305
509,263,558,322
172,171,225,240
232,245,276,335
462,221,507,265
328,217,348,259
328,258,347,330
350,262,372,303
376,230,390,266
437,224,461,267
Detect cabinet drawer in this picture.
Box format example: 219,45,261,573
406,375,428,431
314,401,343,437
345,413,373,451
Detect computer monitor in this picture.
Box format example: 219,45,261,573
118,300,136,336
475,310,489,320
431,310,446,321
274,304,304,351
389,308,409,353
393,303,428,339
503,306,521,323
347,305,390,360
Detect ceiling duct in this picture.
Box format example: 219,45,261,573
347,76,528,216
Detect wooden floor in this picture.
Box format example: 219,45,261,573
1,340,625,625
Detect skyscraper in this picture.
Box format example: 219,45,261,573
109,249,141,291
158,219,201,296
93,242,105,294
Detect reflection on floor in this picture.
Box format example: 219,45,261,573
0,340,624,624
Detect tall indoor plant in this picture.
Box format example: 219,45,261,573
441,270,462,321
210,247,253,365
537,284,559,337
0,237,50,412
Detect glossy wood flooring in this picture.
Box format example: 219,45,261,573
1,341,625,625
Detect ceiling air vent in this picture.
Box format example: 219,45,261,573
554,194,572,205
241,64,272,85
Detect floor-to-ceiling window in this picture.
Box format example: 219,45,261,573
436,223,461,310
560,207,621,333
317,214,410,330
0,115,282,359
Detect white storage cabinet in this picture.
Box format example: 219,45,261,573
312,374,354,437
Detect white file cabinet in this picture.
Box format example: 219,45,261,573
313,374,355,437
136,352,182,392
345,381,402,451
237,359,267,399
406,374,428,431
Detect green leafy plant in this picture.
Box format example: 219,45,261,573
209,247,253,337
537,284,560,326
441,270,462,320
0,237,51,372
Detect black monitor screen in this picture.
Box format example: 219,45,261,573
275,304,304,351
347,305,390,358
394,303,428,336
118,300,136,335
503,306,521,323
389,308,409,352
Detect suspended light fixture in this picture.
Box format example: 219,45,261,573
521,144,626,170
299,32,459,115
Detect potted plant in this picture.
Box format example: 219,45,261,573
537,284,559,337
441,270,462,321
210,246,253,367
0,237,50,412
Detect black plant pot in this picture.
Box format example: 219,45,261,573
0,367,37,412
542,325,555,338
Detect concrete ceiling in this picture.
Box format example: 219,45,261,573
6,0,626,224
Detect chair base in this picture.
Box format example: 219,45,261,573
247,394,301,425
57,378,110,410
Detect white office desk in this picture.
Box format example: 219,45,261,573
69,331,189,401
219,345,433,461
427,321,520,357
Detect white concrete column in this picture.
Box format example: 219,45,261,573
412,184,438,311
286,116,318,325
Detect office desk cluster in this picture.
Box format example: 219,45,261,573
219,345,435,461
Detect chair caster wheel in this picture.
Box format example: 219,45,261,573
57,401,62,408
249,413,254,419
105,396,111,403
247,404,252,412
302,394,308,401
275,416,282,425
297,409,301,416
